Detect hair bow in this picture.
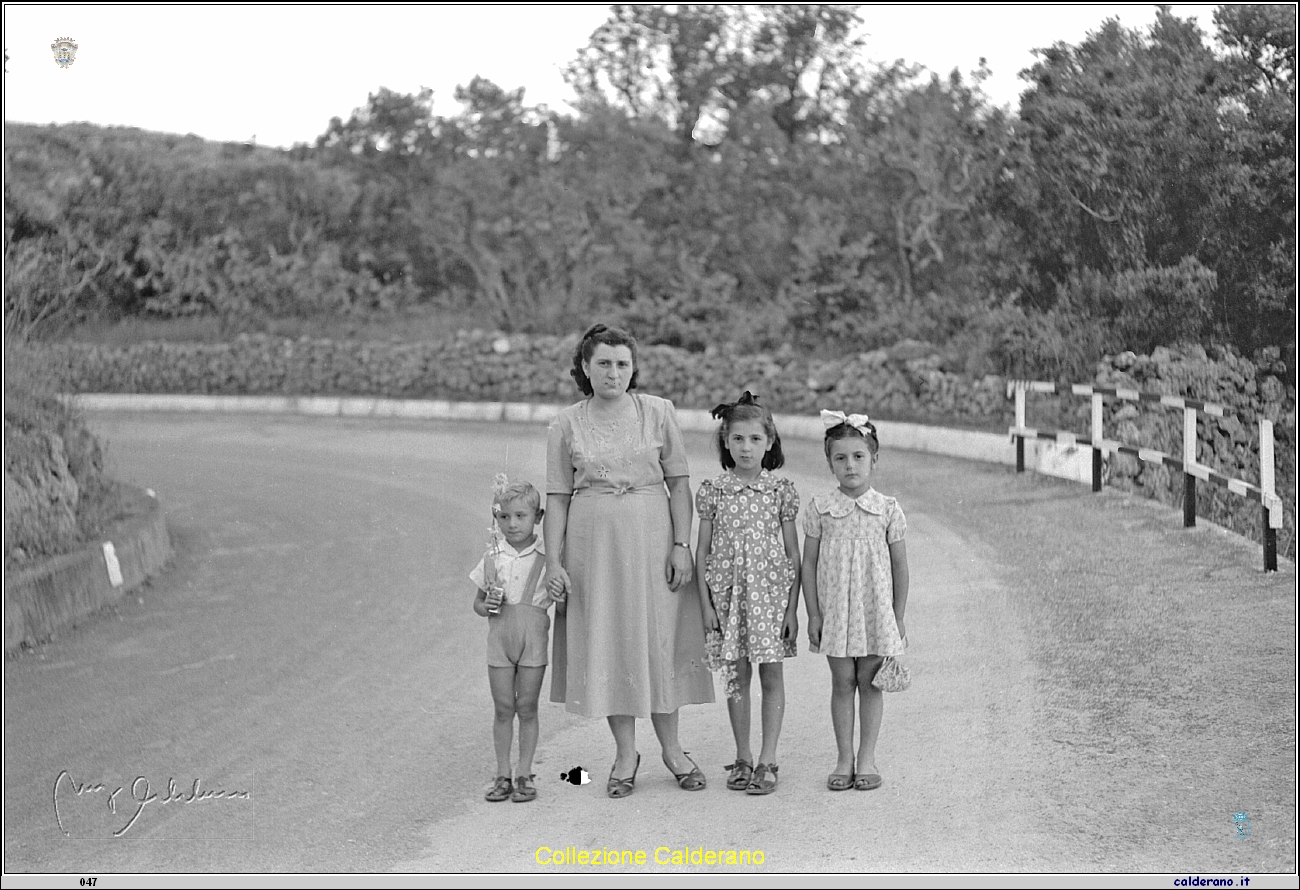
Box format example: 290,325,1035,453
710,390,760,420
820,409,873,436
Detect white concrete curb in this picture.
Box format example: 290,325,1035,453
68,393,1093,482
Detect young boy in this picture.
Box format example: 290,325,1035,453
469,479,564,802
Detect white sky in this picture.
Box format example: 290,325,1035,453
4,3,1222,149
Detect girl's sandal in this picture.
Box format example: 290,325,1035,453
485,775,513,802
666,752,707,791
854,773,883,791
826,772,854,791
745,763,778,795
511,774,537,803
724,759,754,791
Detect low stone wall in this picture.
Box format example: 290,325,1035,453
45,334,1295,558
4,485,172,654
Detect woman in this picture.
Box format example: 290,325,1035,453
545,323,715,798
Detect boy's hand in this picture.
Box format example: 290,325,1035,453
485,586,503,613
547,573,569,603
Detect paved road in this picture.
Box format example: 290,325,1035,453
4,413,1295,875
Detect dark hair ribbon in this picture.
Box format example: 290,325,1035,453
710,390,761,420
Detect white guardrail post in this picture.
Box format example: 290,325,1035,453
1183,407,1198,528
1014,384,1026,473
1261,418,1278,572
1091,393,1104,492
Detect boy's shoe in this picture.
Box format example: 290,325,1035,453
511,774,538,803
485,775,513,802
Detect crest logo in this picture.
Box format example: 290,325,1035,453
1232,811,1250,840
51,37,78,69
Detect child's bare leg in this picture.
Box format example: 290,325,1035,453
756,661,785,765
514,665,546,776
855,655,885,775
488,666,517,777
827,656,857,776
726,659,754,763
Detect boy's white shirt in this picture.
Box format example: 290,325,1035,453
468,538,550,608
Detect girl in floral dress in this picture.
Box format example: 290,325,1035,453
801,410,909,793
695,392,801,795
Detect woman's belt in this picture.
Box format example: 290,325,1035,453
573,484,666,498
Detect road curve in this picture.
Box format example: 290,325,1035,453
4,413,1294,874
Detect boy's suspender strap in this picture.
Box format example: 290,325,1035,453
522,553,546,604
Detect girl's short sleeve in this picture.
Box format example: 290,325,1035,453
777,479,800,522
657,398,690,478
546,418,575,495
695,480,717,520
800,499,822,538
886,501,907,544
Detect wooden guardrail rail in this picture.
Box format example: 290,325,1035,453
1008,380,1282,571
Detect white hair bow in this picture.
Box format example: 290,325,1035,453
820,409,873,436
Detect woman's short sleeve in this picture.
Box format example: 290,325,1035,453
695,480,717,520
800,499,822,538
777,479,800,522
658,398,690,478
546,418,575,495
886,501,907,544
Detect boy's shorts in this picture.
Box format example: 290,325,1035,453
486,603,550,668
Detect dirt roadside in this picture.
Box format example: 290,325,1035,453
398,440,1297,874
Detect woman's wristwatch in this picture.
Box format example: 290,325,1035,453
673,541,689,549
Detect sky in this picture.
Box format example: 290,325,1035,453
4,4,1224,149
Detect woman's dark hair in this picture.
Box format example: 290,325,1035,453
570,323,639,396
823,421,880,461
711,391,784,470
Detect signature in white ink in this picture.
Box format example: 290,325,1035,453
53,770,251,838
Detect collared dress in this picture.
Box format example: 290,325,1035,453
696,470,799,663
801,487,907,658
546,393,715,718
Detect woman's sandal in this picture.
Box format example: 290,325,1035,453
511,774,538,803
666,752,707,791
606,753,640,799
485,775,513,802
724,759,754,791
745,763,778,795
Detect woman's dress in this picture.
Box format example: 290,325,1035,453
547,393,715,717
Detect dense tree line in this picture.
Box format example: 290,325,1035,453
4,5,1294,380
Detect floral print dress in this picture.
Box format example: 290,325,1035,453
801,487,907,658
696,470,799,663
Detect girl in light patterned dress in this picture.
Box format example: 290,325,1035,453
695,392,801,796
801,410,909,793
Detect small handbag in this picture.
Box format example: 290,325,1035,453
872,655,911,693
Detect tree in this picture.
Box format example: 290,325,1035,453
565,5,865,146
1007,6,1296,360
